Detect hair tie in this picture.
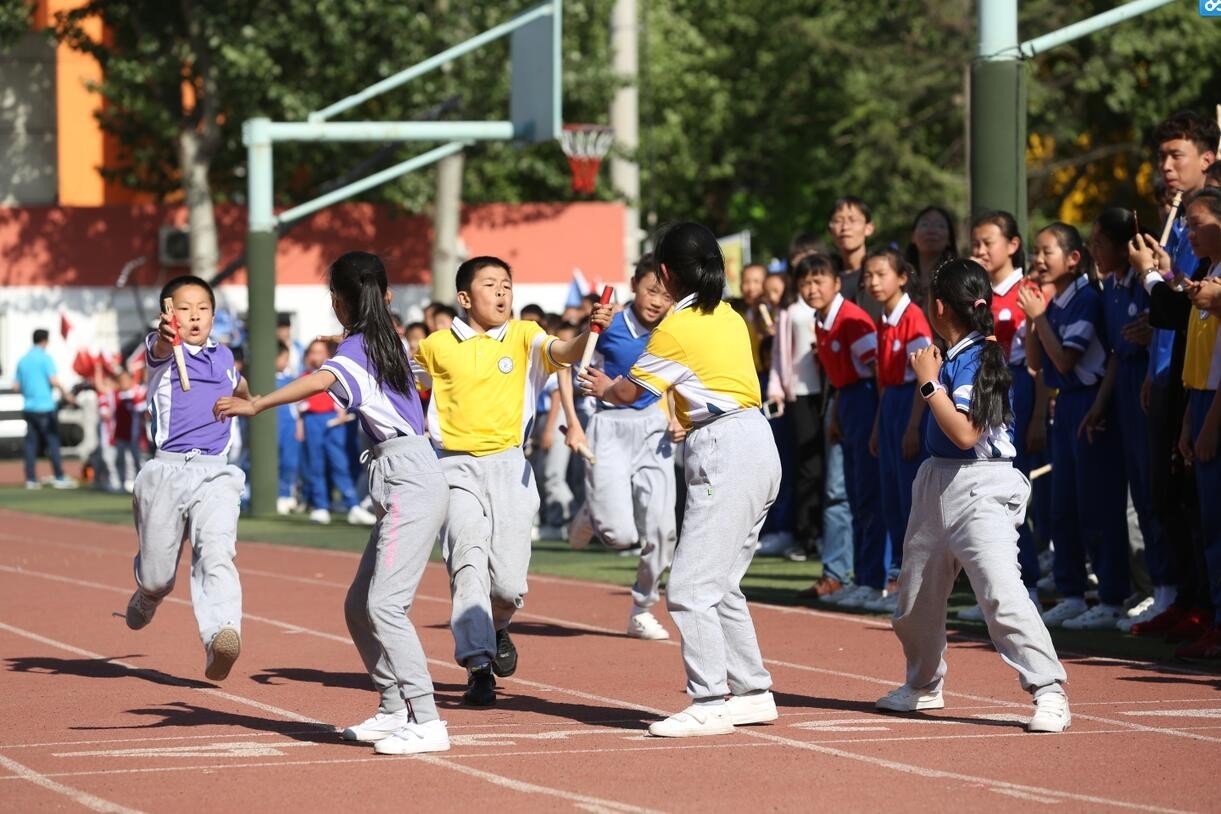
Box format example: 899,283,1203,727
973,298,986,308
984,335,998,342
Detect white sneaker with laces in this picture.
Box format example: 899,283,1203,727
342,709,410,743
725,692,778,726
1040,598,1088,627
1028,692,1070,733
309,508,331,525
51,476,79,490
347,505,377,526
648,704,734,738
373,719,451,755
1062,604,1123,630
626,610,670,640
957,603,986,622
876,685,944,712
125,590,158,630
276,496,297,516
1117,598,1163,632
24,481,40,490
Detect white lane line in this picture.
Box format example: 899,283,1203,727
4,561,1219,747
0,563,1206,812
0,752,145,813
0,621,329,728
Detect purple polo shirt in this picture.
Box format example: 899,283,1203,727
145,333,240,455
321,332,425,442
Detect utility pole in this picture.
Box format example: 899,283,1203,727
431,151,464,305
610,0,640,276
970,0,1025,233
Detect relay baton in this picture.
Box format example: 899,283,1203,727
559,425,596,464
577,286,615,374
1158,191,1183,247
162,297,190,392
758,303,773,329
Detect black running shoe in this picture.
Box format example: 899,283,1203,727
463,664,496,707
493,628,518,677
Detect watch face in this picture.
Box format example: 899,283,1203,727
920,381,936,398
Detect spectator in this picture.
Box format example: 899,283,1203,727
14,329,76,489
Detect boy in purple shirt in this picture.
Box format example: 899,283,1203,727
125,275,249,683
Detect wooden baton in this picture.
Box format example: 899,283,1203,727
577,286,616,373
1158,190,1183,247
162,297,190,392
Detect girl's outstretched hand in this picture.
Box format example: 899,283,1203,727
578,365,619,400
214,396,256,421
910,344,942,385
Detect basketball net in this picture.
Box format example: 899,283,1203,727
560,124,614,195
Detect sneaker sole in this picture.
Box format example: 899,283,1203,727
648,722,735,738
876,696,944,712
205,628,242,681
1027,715,1071,733
341,728,398,743
373,739,451,755
626,627,671,640
728,707,778,726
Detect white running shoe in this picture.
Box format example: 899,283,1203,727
626,610,670,640
1062,604,1123,630
648,704,734,738
725,692,778,726
756,531,796,557
1036,574,1056,593
1117,598,1162,632
204,625,241,681
863,592,899,614
567,503,594,550
347,505,377,526
276,496,297,516
819,583,861,606
24,480,40,490
309,508,331,525
1040,598,1088,628
342,709,410,743
839,586,882,609
51,476,79,490
125,590,158,630
373,720,451,755
875,685,944,712
957,603,986,622
1027,692,1071,733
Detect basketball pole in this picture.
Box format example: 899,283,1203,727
610,0,640,277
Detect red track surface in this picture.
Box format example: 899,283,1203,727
0,507,1218,813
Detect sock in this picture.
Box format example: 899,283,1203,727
407,694,439,724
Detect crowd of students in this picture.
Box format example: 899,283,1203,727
528,109,1221,662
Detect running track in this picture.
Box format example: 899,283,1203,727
0,508,1218,813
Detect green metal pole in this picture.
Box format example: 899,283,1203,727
971,0,1026,236
243,118,278,518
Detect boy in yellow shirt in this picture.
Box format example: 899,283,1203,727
413,256,611,705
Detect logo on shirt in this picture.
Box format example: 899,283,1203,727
998,308,1012,322
1128,303,1138,317
831,340,841,353
892,339,901,352
498,356,514,374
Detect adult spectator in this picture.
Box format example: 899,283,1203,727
14,329,76,489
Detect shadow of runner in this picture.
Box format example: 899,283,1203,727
67,701,335,740
249,666,466,696
438,686,651,731
7,655,211,689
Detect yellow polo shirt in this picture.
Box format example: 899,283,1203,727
628,294,762,429
414,318,563,455
1183,262,1220,392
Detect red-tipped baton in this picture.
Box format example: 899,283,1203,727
162,297,191,392
572,286,614,464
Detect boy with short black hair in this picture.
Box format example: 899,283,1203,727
126,275,249,681
413,257,611,706
827,196,884,323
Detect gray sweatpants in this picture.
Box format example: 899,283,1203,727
131,451,244,647
585,407,678,609
668,409,780,701
343,436,449,723
439,447,539,667
892,458,1067,697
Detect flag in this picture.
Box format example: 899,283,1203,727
59,311,73,340
565,268,602,309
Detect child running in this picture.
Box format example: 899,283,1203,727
581,222,781,738
880,258,1069,733
412,256,611,707
125,275,248,682
214,251,452,755
560,253,679,640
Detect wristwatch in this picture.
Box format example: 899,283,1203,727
919,380,945,400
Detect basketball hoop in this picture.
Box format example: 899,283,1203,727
560,124,614,194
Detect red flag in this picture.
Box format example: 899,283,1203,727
59,311,73,339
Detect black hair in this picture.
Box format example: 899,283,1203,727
159,274,216,309
432,304,457,321
787,232,824,266
327,251,413,396
1093,207,1138,258
1038,221,1094,287
930,258,1013,430
904,205,959,271
32,328,49,345
970,210,1026,273
276,341,289,356
791,252,838,282
633,252,659,283
1205,162,1221,188
1152,111,1220,158
653,222,725,314
864,247,915,291
829,196,873,224
404,321,428,335
455,256,511,294
520,303,546,319
276,313,292,328
1186,186,1221,221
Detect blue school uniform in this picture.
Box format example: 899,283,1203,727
1042,275,1129,606
1101,269,1169,587
275,371,301,500
1004,322,1044,588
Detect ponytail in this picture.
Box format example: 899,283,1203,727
654,222,725,313
930,258,1013,429
328,251,413,396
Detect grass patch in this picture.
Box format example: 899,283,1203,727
0,485,1193,666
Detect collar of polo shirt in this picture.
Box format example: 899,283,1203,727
882,293,911,327
450,318,510,343
673,292,698,313
183,337,218,356
1052,273,1088,308
946,330,984,361
992,268,1024,297
817,293,845,331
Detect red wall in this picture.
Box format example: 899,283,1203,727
0,202,625,287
